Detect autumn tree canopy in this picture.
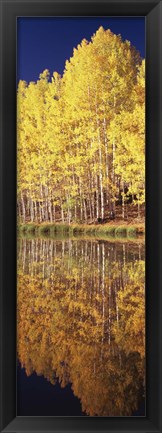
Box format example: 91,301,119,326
17,27,145,224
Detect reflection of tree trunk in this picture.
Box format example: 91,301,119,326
90,241,93,301
67,239,72,273
50,240,53,265
35,238,38,266
31,239,34,276
102,243,105,346
53,242,56,272
81,243,84,285
42,241,45,279
119,353,122,368
123,244,126,267
97,244,100,294
75,241,78,258
115,282,119,324
108,276,111,346
93,243,95,296
62,241,65,257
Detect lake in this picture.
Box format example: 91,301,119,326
17,235,145,416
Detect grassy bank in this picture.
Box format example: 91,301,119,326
18,221,144,239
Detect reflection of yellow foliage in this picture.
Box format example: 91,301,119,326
113,262,145,358
17,238,145,416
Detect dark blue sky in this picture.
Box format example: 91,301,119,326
17,17,145,84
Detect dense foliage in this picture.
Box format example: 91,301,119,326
17,27,145,224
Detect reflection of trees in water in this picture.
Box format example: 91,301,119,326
17,238,145,416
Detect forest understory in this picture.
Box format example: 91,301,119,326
18,201,145,239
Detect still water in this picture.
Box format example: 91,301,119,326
17,235,145,416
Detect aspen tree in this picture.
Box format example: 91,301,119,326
17,28,145,224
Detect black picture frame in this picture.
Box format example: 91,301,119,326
0,0,162,432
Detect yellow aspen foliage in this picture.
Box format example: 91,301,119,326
17,28,145,224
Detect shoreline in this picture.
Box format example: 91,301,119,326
18,221,145,239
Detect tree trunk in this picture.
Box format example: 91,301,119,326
83,199,87,223
60,199,64,223
95,96,104,220
138,194,140,219
21,192,26,223
74,205,77,222
91,175,95,221
48,198,53,223
112,96,116,217
40,183,44,221
17,200,21,222
66,195,71,225
29,197,34,222
39,201,42,223
88,194,92,221
53,203,56,223
122,181,125,220
79,178,83,222
34,200,38,223
95,175,99,220
103,115,109,204
98,127,104,219
45,199,48,221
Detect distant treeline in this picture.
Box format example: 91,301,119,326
17,27,145,224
